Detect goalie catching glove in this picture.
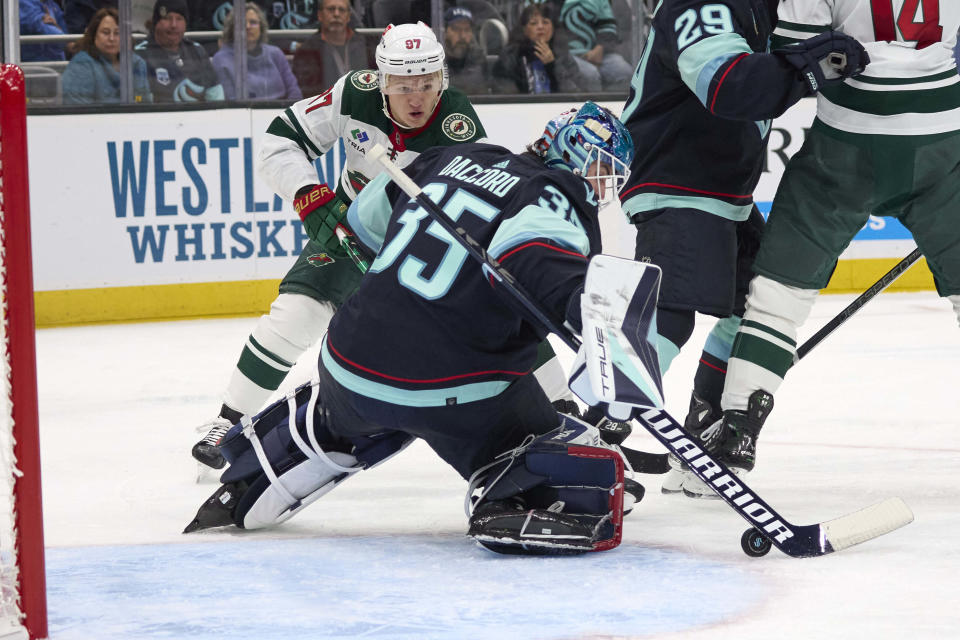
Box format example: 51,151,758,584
294,184,373,272
774,31,870,94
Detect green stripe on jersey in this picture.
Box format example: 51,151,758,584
821,81,960,116
285,107,323,156
776,20,829,34
266,116,308,154
853,69,960,86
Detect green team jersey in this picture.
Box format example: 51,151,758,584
773,0,960,136
258,69,487,203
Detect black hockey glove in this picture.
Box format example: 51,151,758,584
775,31,870,94
294,184,372,272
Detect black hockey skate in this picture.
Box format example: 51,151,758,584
192,405,243,470
680,389,774,498
183,482,247,533
582,405,632,445
716,389,774,473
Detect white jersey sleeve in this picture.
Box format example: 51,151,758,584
774,0,960,135
257,73,351,202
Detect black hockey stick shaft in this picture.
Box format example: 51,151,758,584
370,145,912,556
795,248,923,361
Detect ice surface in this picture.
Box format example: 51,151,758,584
36,291,960,639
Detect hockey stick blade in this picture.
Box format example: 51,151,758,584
635,407,914,557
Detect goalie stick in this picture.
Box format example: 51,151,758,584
368,143,914,558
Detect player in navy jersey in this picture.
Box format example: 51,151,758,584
618,0,868,495
675,0,960,498
184,103,649,555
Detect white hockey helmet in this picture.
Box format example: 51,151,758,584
375,22,449,95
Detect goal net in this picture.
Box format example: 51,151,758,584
0,64,48,640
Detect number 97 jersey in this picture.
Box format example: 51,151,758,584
773,0,960,136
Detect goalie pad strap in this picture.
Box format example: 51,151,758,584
218,380,413,529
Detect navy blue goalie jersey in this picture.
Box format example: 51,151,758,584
619,0,808,222
323,143,601,407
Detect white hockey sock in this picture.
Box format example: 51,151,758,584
223,293,334,416
722,276,817,412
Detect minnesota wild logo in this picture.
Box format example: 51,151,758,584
307,253,335,267
350,71,379,91
441,114,477,141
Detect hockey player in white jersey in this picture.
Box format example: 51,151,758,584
678,0,960,497
191,22,586,475
189,22,487,471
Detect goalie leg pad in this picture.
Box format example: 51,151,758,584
467,417,627,555
572,254,665,419
204,381,411,530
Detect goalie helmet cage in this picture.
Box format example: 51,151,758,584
0,64,49,640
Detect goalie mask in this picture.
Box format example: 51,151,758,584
533,102,634,205
375,22,448,128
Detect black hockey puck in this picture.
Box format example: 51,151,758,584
741,528,772,557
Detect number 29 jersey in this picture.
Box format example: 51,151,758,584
322,143,602,407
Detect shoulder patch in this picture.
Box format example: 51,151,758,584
350,70,379,91
441,113,478,142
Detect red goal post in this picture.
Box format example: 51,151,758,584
0,64,48,640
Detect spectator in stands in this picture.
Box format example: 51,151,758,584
135,0,225,102
292,0,368,97
443,6,488,95
20,0,68,62
186,0,296,54
212,3,302,100
64,0,116,34
559,0,632,91
61,7,153,103
492,2,586,94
